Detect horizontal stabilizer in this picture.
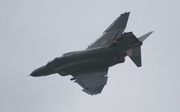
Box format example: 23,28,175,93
138,31,153,42
126,46,141,67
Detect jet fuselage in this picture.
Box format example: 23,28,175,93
30,12,153,95
30,43,140,77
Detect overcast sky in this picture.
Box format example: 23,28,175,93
1,0,180,112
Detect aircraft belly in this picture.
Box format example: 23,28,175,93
58,47,129,76
57,58,106,75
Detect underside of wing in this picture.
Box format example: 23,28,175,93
87,12,130,49
71,66,109,95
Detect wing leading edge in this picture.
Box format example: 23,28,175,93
71,66,109,95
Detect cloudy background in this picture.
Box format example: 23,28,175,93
1,0,180,112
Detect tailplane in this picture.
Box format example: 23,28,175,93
126,31,153,67
138,31,153,42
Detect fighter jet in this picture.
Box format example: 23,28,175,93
30,12,153,95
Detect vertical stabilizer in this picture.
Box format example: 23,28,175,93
126,46,141,67
126,31,153,67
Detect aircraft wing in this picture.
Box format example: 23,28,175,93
87,12,130,49
71,66,109,95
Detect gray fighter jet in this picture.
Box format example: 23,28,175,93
30,12,153,95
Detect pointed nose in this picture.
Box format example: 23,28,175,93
30,66,46,77
30,65,56,77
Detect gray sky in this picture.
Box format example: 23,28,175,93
1,0,180,112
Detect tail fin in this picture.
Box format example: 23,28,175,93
126,46,142,67
126,31,153,67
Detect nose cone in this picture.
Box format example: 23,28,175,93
30,65,56,77
30,66,47,77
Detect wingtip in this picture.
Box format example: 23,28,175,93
120,12,130,16
149,31,154,34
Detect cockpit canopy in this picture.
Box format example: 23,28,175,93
62,52,75,57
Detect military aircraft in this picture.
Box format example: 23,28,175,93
30,12,153,95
